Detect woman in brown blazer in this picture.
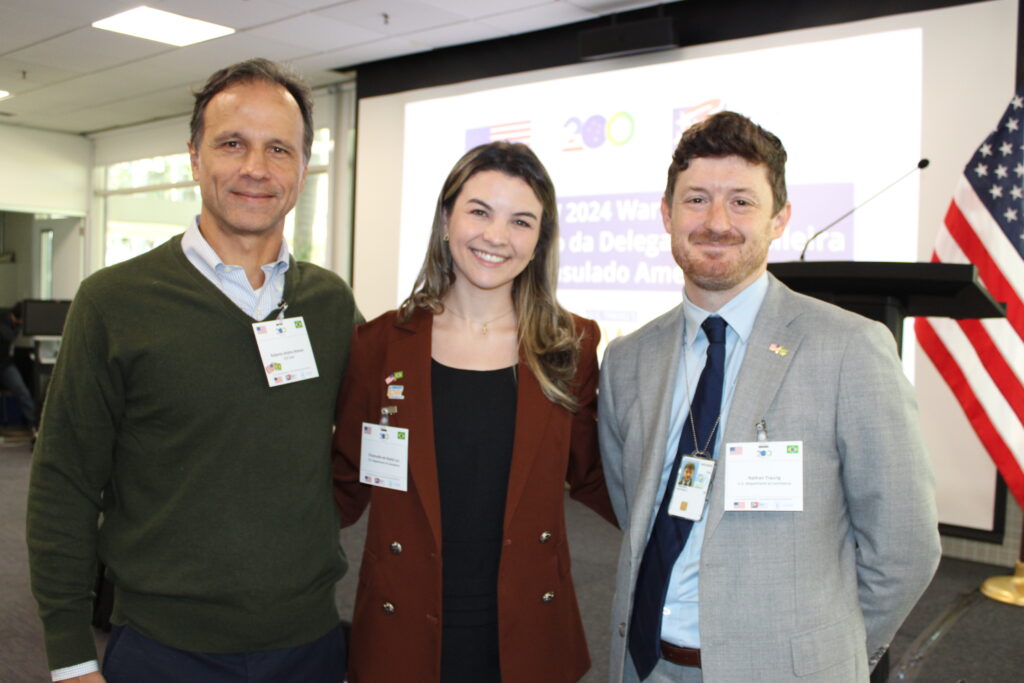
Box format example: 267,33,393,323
333,141,617,682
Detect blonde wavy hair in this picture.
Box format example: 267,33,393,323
399,141,581,412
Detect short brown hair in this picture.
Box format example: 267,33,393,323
665,111,788,215
191,58,314,162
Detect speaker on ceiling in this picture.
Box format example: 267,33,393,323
579,16,678,61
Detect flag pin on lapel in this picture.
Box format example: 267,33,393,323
769,343,789,356
385,370,404,385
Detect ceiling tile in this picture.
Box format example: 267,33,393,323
567,0,664,12
266,1,362,11
478,2,595,35
7,27,171,74
152,0,305,31
0,7,76,54
246,13,386,51
299,36,424,71
0,58,81,95
0,65,158,118
75,91,196,134
314,0,464,35
21,106,139,134
0,0,137,25
130,31,312,84
419,1,547,20
409,20,508,49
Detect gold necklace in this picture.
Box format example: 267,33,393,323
444,306,515,335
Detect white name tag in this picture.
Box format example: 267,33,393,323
252,316,319,387
723,440,803,511
359,422,409,491
667,455,716,521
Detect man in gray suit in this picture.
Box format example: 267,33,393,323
599,111,940,682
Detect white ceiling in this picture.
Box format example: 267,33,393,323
0,0,663,135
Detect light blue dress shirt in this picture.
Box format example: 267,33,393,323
657,273,770,648
180,218,290,321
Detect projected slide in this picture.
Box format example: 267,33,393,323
401,29,922,340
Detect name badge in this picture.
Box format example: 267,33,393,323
723,440,803,511
252,316,319,387
667,455,716,521
359,422,409,491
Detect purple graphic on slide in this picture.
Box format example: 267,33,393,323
557,184,854,291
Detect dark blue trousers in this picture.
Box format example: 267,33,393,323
102,623,346,683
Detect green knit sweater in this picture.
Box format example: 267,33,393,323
27,236,362,669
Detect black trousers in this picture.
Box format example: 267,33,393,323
102,623,346,683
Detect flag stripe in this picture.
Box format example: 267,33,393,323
953,179,1024,297
957,319,1024,423
916,318,1024,501
945,196,1024,332
930,318,1023,447
981,317,1024,388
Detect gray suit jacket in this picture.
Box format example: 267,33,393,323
599,274,940,682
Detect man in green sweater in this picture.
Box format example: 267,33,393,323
27,58,362,682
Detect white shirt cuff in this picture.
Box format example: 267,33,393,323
51,659,100,681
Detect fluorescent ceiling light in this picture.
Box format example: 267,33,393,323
0,90,10,101
92,6,234,47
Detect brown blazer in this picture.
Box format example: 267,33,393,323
333,307,616,683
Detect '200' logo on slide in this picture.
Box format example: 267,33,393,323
564,112,635,151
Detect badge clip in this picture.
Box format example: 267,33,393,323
755,419,768,442
380,405,398,426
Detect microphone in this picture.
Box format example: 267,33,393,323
798,159,929,261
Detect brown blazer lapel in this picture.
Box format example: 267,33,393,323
502,359,554,528
386,310,444,551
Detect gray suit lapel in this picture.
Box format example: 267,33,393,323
705,277,806,540
630,304,686,551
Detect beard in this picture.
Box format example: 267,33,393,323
673,227,771,292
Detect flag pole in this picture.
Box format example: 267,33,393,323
980,516,1024,606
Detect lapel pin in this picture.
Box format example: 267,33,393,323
387,384,405,400
769,343,789,356
385,370,405,385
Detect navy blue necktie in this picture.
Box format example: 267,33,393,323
629,316,727,680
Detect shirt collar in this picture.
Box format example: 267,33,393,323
181,217,291,275
681,272,770,346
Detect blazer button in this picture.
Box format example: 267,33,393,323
382,601,396,614
539,531,552,543
541,591,555,603
390,541,403,554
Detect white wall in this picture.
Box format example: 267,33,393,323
0,125,90,215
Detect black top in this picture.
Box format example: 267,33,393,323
431,359,517,683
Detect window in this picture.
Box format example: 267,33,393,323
39,229,54,299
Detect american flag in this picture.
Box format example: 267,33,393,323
464,120,531,150
914,87,1024,507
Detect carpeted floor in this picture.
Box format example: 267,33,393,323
3,436,1021,682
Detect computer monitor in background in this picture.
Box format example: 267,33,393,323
20,300,72,337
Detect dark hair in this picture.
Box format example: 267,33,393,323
400,141,582,411
665,111,788,215
191,58,314,162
